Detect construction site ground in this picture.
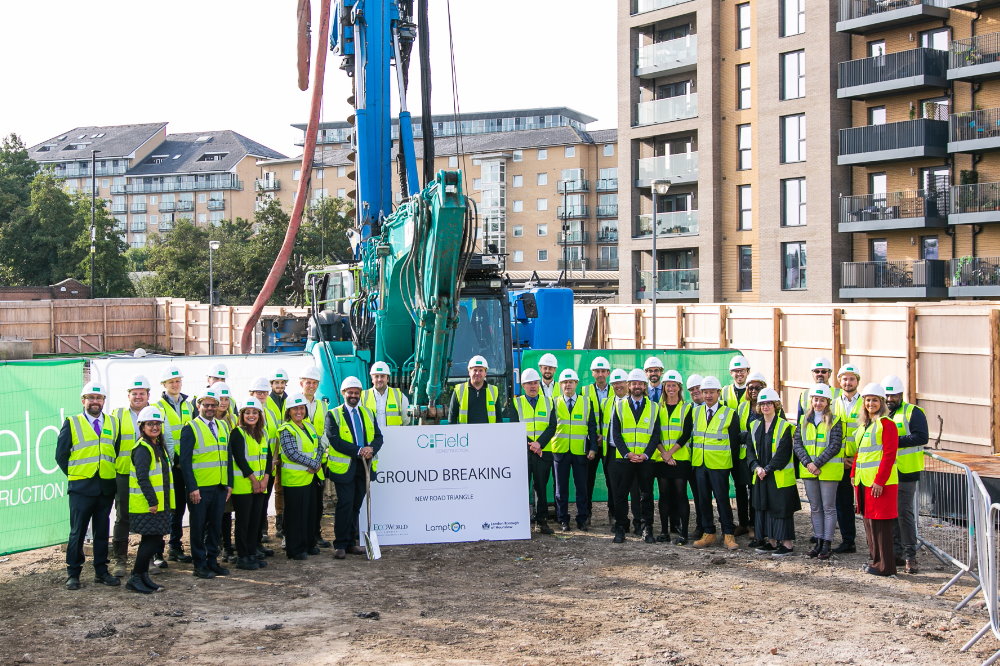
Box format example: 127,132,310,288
0,505,995,665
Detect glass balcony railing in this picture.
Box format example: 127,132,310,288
557,180,589,193
130,203,147,214
634,211,699,237
596,204,618,218
636,35,697,73
557,205,589,219
634,0,695,15
636,94,698,126
207,200,225,211
597,228,619,243
126,176,242,194
158,201,177,212
636,269,700,298
176,200,195,212
558,259,588,270
637,153,698,185
596,258,620,271
596,178,618,191
558,230,589,244
255,178,281,191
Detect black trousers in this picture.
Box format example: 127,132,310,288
528,450,553,523
283,482,318,557
731,458,752,527
313,479,325,541
187,484,226,569
232,492,267,558
610,458,654,532
553,452,591,526
586,452,601,503
66,491,114,578
694,466,735,535
690,465,706,533
168,462,188,551
132,534,163,576
836,474,858,545
113,473,130,547
604,452,640,523
333,465,367,549
653,461,691,538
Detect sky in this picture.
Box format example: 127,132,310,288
2,0,618,158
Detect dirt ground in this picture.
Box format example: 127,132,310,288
0,505,996,666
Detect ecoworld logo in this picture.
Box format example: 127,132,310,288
416,432,470,450
373,523,408,531
426,521,465,533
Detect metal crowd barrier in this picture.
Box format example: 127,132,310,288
961,474,1000,665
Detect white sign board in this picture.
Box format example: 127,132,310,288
362,422,530,545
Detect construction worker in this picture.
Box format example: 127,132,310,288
189,362,228,412
208,383,237,563
55,382,121,590
721,355,751,409
156,364,194,564
551,369,600,531
299,366,332,549
515,368,557,534
363,361,410,429
581,356,613,523
604,368,635,529
687,374,704,407
883,374,929,574
798,357,840,418
685,373,706,540
653,369,694,544
733,371,768,539
832,364,863,554
250,376,282,543
179,385,233,579
449,355,503,424
215,384,237,431
644,356,665,403
746,388,799,557
538,352,559,399
792,384,844,561
110,375,151,577
691,376,742,550
279,393,325,560
229,398,271,570
609,369,660,544
326,377,384,559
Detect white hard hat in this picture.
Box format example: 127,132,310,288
610,368,628,384
627,368,647,382
238,397,263,413
861,382,886,399
160,365,183,383
838,364,862,379
643,356,664,370
200,386,223,403
128,375,151,391
468,355,489,370
590,356,611,371
809,384,834,400
211,382,232,399
662,370,683,385
249,377,271,393
686,374,703,390
340,376,364,392
369,361,391,376
559,369,580,383
300,366,322,382
746,371,767,386
538,353,559,368
208,363,228,379
700,376,723,390
521,368,541,384
882,375,904,395
757,388,781,404
284,393,308,414
729,355,749,371
270,368,289,382
81,381,106,397
133,348,147,358
811,357,833,371
136,406,164,423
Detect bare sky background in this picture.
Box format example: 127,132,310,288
2,0,618,158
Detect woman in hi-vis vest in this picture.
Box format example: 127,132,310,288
746,389,800,558
126,406,174,594
852,383,899,577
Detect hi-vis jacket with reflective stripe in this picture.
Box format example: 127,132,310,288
156,394,192,461
232,426,268,495
891,402,926,475
112,407,140,474
656,401,692,462
453,382,499,424
795,413,845,481
129,439,176,513
613,398,658,458
721,384,749,410
326,405,378,477
362,387,404,426
749,418,796,488
853,418,898,488
691,404,736,470
279,419,325,486
514,394,554,449
184,418,231,488
834,395,863,457
552,394,598,455
66,413,118,481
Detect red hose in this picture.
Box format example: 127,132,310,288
241,0,332,353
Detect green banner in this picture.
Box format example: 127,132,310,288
0,359,85,555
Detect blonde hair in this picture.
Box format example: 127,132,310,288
754,400,780,416
858,396,888,428
807,397,834,428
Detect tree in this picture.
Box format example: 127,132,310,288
22,171,82,285
69,192,133,298
145,220,211,300
302,196,354,266
0,135,39,283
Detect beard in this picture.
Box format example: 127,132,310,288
86,403,103,417
345,395,360,407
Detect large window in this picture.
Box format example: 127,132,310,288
737,64,752,110
738,185,752,231
781,178,807,227
781,114,806,163
782,242,807,290
737,124,752,170
780,50,806,100
737,3,751,49
738,246,753,292
781,0,805,37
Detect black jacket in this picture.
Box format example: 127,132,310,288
55,414,117,497
325,404,385,476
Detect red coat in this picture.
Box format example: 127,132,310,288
851,416,899,520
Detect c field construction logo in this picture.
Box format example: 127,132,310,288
415,432,470,450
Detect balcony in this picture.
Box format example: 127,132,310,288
836,0,949,34
557,180,589,194
255,178,281,191
838,189,948,232
596,178,618,192
636,35,697,78
949,182,1000,225
596,258,620,271
52,164,129,178
633,0,695,14
635,94,698,126
557,205,589,219
596,204,618,218
558,230,589,244
597,228,619,243
176,200,195,212
129,203,147,214
637,152,698,187
635,269,700,300
947,0,1000,8
557,259,588,271
110,203,127,214
948,33,1000,81
207,200,225,211
110,184,127,194
634,211,699,238
837,48,948,99
159,220,175,232
949,108,1000,153
838,119,947,165
158,201,177,212
949,256,1000,297
840,260,948,299
129,223,146,233
126,176,242,194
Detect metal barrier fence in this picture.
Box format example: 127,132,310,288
961,475,1000,664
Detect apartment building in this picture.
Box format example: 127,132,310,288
257,108,620,274
835,0,1000,300
617,0,852,304
27,124,286,247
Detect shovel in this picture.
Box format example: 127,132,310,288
363,457,381,560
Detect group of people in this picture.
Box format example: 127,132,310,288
56,361,396,593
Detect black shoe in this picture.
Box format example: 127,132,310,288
632,523,642,536
612,529,625,544
193,567,216,579
772,545,794,557
288,552,308,561
747,539,762,549
832,542,856,554
207,561,230,576
307,546,322,555
560,522,570,532
316,539,332,548
261,533,272,544
809,536,818,544
674,537,688,546
125,575,154,594
256,558,269,568
168,547,193,563
222,549,235,563
141,573,164,591
755,542,776,553
236,556,259,570
577,523,589,532
93,572,121,586
152,555,168,569
807,541,822,558
818,540,832,561
692,529,704,541
257,546,274,558
656,533,670,543
643,530,655,544
65,576,81,591
537,522,554,535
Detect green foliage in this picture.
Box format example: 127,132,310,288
302,196,353,266
145,219,211,301
70,192,134,298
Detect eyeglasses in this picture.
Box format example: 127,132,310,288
145,423,162,429
812,369,831,375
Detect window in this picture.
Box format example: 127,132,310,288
738,185,752,230
781,0,805,37
198,193,207,203
737,3,751,49
537,173,548,186
781,50,805,100
337,166,346,177
564,146,575,158
737,64,751,110
737,124,752,170
513,250,524,263
870,239,888,262
919,28,949,51
473,178,482,190
536,198,548,211
337,188,346,197
512,200,524,212
512,150,523,162
603,144,614,157
448,156,459,167
781,178,807,227
599,245,618,269
868,40,885,58
738,246,753,292
868,106,886,125
537,149,548,160
293,170,301,181
537,223,548,236
782,242,807,290
869,172,887,203
209,212,224,224
921,236,939,260
537,249,549,261
512,225,524,237
197,152,227,162
198,213,207,224
781,114,806,163
512,175,523,188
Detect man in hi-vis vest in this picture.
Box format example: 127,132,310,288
515,368,557,534
111,375,151,577
448,355,504,424
884,374,928,574
363,361,411,428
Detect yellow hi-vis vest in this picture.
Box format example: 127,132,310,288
721,384,749,410
309,398,330,436
736,401,754,460
614,398,657,459
232,426,268,495
656,401,692,462
582,384,614,456
279,420,325,486
834,395,862,457
326,406,377,476
454,382,498,424
553,394,591,455
66,413,118,481
853,419,899,487
128,439,175,513
892,402,925,475
514,394,553,448
156,396,192,460
265,395,285,427
362,387,404,426
796,413,844,481
188,419,230,488
800,386,842,416
749,418,796,488
112,407,140,474
691,404,735,470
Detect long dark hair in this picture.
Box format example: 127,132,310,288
239,408,266,442
138,422,166,452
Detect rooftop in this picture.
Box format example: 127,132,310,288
126,130,286,177
28,123,168,161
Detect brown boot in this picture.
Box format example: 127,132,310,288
693,533,717,548
724,534,739,550
905,559,919,574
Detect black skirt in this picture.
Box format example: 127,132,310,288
130,510,172,536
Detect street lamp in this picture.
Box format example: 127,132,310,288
208,240,221,354
650,179,671,349
90,149,101,298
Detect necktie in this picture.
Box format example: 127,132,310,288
708,408,714,421
351,408,364,445
92,418,101,436
567,398,575,412
208,420,217,438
